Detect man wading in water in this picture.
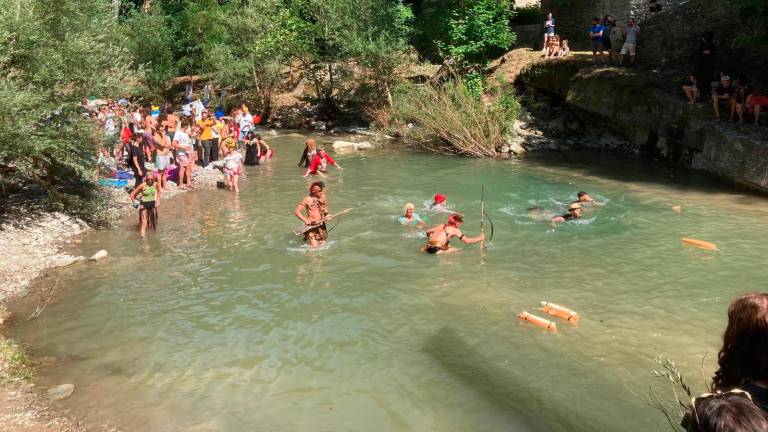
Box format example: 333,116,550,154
294,182,330,248
423,213,484,254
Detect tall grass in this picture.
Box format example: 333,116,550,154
392,79,519,157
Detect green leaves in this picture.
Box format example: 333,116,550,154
0,0,128,222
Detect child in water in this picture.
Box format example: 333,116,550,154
399,203,425,227
223,150,243,192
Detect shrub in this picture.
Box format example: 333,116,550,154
392,79,519,157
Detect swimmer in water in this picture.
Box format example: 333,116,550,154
399,203,425,227
429,193,449,212
552,203,582,224
573,191,598,205
422,213,484,254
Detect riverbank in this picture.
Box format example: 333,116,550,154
0,165,226,432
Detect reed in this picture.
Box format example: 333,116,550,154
392,79,519,157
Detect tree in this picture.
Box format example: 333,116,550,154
0,0,130,222
412,0,515,67
204,0,312,119
123,10,178,100
438,0,515,67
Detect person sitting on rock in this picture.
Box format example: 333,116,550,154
745,89,768,126
557,39,571,58
712,76,735,121
545,35,561,59
683,74,700,104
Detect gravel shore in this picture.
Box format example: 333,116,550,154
0,165,227,432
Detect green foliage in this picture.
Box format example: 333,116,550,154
731,0,768,47
392,79,519,157
123,10,178,99
413,0,515,67
0,0,129,224
464,71,485,98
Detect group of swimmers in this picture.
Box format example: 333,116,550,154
293,180,597,253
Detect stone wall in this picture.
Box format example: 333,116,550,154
511,24,543,49
518,59,768,193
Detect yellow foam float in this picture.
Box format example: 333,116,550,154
682,237,718,251
540,302,580,324
518,311,558,333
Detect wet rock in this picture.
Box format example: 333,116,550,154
332,141,376,151
567,119,581,131
267,130,278,136
546,116,567,134
89,250,108,261
47,383,75,401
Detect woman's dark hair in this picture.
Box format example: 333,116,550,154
691,393,768,432
713,293,768,390
255,134,262,140
577,191,588,199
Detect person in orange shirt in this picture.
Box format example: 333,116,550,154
196,110,216,167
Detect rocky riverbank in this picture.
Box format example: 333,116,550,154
0,165,227,432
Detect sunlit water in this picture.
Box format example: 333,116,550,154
11,133,768,431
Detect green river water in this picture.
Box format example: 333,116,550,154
11,132,768,431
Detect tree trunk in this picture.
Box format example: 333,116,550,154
112,0,120,19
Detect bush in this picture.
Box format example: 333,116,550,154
392,79,519,157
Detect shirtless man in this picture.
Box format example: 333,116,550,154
573,191,598,205
293,181,330,247
423,213,484,254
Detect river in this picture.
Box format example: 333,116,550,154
11,132,768,431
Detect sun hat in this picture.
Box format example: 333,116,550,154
568,203,582,211
433,194,446,204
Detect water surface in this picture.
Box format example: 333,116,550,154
12,133,768,431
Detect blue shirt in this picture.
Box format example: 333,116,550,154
590,25,605,41
398,213,422,225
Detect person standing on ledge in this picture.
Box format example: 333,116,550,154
619,18,640,66
294,181,330,248
589,17,605,64
422,214,484,254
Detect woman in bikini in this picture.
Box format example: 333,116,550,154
129,175,161,238
423,213,484,254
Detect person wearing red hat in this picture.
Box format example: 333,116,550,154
422,213,484,254
430,193,448,212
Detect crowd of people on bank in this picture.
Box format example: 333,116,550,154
84,97,280,237
541,11,766,127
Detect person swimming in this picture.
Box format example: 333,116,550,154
423,213,484,254
429,193,449,212
552,202,582,224
399,203,425,227
574,191,598,205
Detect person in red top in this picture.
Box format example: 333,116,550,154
303,147,343,177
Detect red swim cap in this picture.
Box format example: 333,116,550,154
434,194,446,204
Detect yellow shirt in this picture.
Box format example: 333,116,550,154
196,119,215,141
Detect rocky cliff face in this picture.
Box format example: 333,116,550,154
518,58,768,193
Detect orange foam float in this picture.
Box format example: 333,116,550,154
682,237,718,251
540,302,580,324
518,311,558,333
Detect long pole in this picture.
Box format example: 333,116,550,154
480,185,485,250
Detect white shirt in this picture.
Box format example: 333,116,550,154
174,130,191,155
239,113,253,131
224,152,242,170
